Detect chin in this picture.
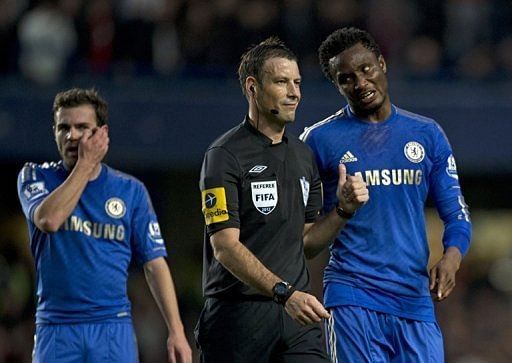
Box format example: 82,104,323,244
283,113,296,123
63,159,77,170
357,99,384,115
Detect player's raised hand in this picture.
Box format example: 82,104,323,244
284,290,330,325
336,163,369,214
78,125,109,167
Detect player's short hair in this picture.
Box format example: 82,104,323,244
238,37,298,97
319,27,382,82
53,88,108,126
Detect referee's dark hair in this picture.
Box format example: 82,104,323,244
53,88,108,126
238,37,298,98
319,27,382,83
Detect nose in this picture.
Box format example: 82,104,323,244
354,74,368,90
287,82,300,99
66,127,82,141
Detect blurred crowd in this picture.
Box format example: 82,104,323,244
1,0,512,84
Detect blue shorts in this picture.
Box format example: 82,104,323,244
32,322,139,363
325,306,444,363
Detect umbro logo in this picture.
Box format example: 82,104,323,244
340,151,358,163
249,165,267,174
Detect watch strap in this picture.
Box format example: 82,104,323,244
336,206,354,219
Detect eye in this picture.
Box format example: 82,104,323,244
337,74,351,84
362,65,371,73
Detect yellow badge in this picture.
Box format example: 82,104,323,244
201,187,229,225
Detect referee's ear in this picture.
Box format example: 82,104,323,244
245,77,257,99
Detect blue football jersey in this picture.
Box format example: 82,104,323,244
17,161,167,324
301,105,471,322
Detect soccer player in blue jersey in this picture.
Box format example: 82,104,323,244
17,88,192,363
300,28,472,362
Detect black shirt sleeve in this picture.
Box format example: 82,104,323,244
199,146,241,235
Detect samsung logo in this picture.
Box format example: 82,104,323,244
354,169,422,186
62,215,125,241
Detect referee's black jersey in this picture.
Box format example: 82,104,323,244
199,117,323,299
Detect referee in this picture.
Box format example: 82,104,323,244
195,38,368,362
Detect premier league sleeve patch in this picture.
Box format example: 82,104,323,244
148,221,164,244
23,181,48,201
446,154,459,180
202,187,229,225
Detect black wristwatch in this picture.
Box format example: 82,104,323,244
336,206,354,219
272,281,295,305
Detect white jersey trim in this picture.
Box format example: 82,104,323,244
299,109,345,142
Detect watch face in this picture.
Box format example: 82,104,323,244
275,283,288,295
273,282,293,305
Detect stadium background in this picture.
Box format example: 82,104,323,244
0,0,511,362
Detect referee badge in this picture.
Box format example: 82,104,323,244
251,180,278,215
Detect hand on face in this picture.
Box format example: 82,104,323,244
78,125,109,168
336,163,369,214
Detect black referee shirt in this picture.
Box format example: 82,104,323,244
199,117,322,299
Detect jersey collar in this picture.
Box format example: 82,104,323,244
345,104,397,125
243,116,289,146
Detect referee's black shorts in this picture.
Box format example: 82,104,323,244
194,297,329,363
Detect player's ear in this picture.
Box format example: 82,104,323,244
378,55,387,74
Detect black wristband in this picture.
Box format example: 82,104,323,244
336,206,354,219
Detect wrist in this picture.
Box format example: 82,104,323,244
272,281,295,305
444,246,462,265
336,205,354,219
75,160,102,180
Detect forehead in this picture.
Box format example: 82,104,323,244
329,43,379,73
55,104,97,125
261,57,300,79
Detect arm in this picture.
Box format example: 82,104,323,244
144,257,192,363
428,127,471,301
211,227,330,325
34,127,108,232
303,164,369,259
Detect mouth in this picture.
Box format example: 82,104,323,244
65,146,78,156
358,90,376,103
282,103,298,110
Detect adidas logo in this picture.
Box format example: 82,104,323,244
340,151,358,163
